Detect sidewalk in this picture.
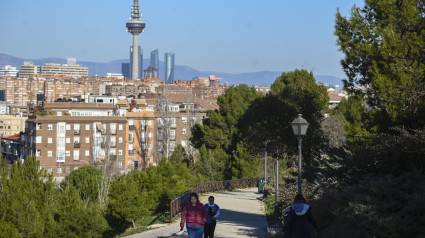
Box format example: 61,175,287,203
127,187,268,238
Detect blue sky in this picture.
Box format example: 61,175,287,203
0,0,364,78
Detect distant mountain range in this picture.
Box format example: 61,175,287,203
0,53,343,86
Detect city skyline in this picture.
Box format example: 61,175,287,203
0,0,364,78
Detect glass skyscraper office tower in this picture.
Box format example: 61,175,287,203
164,52,175,84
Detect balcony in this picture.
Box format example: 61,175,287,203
74,142,80,148
128,150,135,155
129,125,135,131
74,130,80,135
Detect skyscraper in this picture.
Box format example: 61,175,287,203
121,63,130,79
130,46,143,79
150,48,159,69
164,53,175,84
126,0,145,80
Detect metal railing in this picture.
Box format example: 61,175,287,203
169,178,260,223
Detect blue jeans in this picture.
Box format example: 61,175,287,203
186,224,204,238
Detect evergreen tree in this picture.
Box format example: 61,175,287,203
60,166,104,204
335,0,425,129
0,157,57,238
240,69,329,165
191,84,261,179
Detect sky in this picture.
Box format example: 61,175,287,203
0,0,364,78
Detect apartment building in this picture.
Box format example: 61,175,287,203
19,62,41,78
0,133,20,163
126,99,156,169
0,65,19,77
0,114,27,136
5,78,45,106
192,85,227,99
154,94,214,161
22,115,128,180
41,63,88,78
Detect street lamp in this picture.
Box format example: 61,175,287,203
291,114,309,194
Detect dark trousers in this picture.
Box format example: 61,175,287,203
204,221,217,238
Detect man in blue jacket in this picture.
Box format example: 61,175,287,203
204,196,220,238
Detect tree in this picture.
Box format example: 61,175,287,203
156,86,173,160
240,70,329,164
60,166,104,204
335,0,425,129
106,171,153,229
191,84,261,179
53,184,109,238
0,157,57,237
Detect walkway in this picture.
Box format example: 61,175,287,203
127,187,268,238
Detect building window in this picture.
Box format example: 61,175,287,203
118,137,123,143
181,140,187,148
182,117,187,124
85,124,90,130
74,166,78,170
147,156,151,161
36,123,42,130
57,111,62,116
36,136,42,143
85,137,89,143
118,150,123,155
118,161,123,168
85,150,90,156
57,167,62,174
148,132,152,138
66,124,70,130
47,168,52,174
170,142,175,151
48,124,53,130
182,128,186,134
57,151,65,162
66,138,70,143
129,133,133,143
73,150,79,160
47,151,52,157
66,151,70,157
65,167,70,173
36,150,41,156
148,120,152,125
48,138,53,143
148,144,152,149
119,124,123,130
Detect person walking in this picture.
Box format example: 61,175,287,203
283,194,318,238
180,193,208,238
204,196,220,238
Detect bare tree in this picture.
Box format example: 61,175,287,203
134,117,152,170
156,86,173,160
185,92,198,161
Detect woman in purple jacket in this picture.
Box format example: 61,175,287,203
180,193,208,238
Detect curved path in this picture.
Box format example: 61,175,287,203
127,187,268,238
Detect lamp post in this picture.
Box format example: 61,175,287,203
291,114,309,195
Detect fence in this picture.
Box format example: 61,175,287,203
169,177,260,223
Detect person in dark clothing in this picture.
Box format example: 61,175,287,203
204,196,220,238
283,194,318,238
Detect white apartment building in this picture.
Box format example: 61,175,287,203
0,65,19,77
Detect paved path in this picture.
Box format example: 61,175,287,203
127,187,268,238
